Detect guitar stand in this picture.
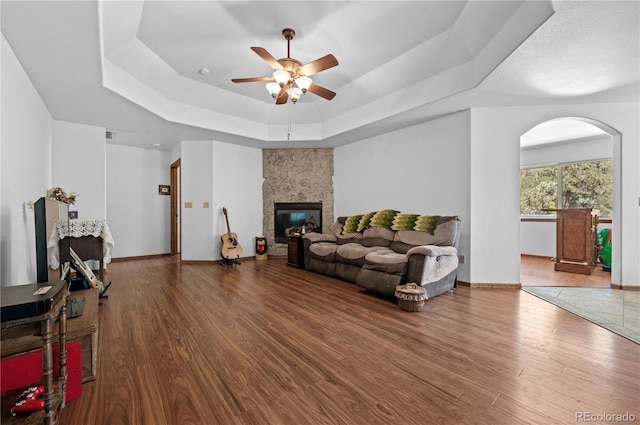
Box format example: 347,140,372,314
221,257,241,266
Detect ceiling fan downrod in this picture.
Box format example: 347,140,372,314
282,28,295,59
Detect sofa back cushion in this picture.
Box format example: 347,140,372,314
391,216,460,253
334,217,363,244
361,226,395,247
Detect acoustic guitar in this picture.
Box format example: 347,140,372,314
221,207,243,259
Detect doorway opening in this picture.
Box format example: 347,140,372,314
519,117,621,287
171,159,181,256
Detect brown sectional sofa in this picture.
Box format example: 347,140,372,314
302,211,461,299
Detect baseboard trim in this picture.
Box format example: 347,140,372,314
610,283,640,291
112,254,262,265
457,281,522,289
111,253,171,262
181,260,219,265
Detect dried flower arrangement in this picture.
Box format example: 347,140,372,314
47,187,77,205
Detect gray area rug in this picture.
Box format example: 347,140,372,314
522,287,640,344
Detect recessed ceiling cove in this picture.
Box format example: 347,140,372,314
99,1,554,143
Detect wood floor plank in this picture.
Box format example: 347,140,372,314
57,256,639,425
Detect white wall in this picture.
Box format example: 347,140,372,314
1,35,53,286
211,141,263,258
106,144,171,258
180,140,262,261
52,120,106,220
181,141,214,261
334,110,471,282
471,103,639,287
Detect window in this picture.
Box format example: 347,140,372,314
520,166,557,215
521,159,612,217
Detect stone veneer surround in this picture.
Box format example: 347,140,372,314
263,149,334,256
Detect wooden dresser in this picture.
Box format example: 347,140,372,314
554,209,599,275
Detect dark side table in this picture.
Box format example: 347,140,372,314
287,235,305,269
1,281,69,425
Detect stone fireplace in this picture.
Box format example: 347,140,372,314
263,149,334,256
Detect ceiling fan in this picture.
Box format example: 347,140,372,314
231,28,338,104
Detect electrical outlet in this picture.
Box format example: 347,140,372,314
203,202,210,208
185,202,192,208
459,255,465,264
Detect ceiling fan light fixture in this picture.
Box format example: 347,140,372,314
295,76,312,93
273,70,290,87
289,87,303,103
265,82,280,99
232,28,338,105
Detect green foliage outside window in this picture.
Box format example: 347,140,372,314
520,167,557,215
521,160,612,216
561,161,612,215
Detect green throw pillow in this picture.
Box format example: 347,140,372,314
414,215,441,235
342,215,363,234
369,209,401,230
391,214,420,231
356,211,377,232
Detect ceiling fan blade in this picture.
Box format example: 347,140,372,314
298,54,339,76
275,89,289,105
307,83,336,100
251,47,285,71
231,76,273,83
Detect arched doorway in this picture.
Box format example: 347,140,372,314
519,117,622,287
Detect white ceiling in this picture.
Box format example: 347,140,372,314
1,1,638,151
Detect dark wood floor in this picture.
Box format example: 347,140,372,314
58,256,638,425
520,255,612,287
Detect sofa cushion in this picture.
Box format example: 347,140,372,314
393,217,459,250
360,226,395,247
336,243,388,267
303,232,336,243
333,218,363,244
308,242,339,262
362,249,408,275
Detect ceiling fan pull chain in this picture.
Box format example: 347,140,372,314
287,106,292,140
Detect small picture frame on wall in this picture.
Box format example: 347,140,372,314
69,211,78,220
159,185,170,195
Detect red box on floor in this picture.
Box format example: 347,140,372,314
1,341,82,401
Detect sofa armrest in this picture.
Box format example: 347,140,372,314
406,245,459,287
303,233,337,243
406,245,457,258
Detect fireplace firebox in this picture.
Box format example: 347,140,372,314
274,202,322,244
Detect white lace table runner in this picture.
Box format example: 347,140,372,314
47,219,115,269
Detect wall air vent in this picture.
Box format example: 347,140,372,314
106,130,115,140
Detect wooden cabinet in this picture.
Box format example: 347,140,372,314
287,235,305,269
1,281,68,425
2,288,99,383
554,209,599,275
